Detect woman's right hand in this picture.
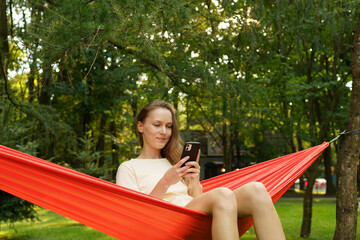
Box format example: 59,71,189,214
161,156,191,187
149,157,190,199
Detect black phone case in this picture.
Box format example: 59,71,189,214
180,142,200,167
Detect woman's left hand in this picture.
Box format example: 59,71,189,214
184,150,203,197
184,159,200,182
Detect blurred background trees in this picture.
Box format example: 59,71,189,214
1,0,359,237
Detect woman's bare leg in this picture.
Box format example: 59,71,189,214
185,187,239,240
233,182,285,240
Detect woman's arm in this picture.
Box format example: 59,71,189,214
148,175,172,199
186,179,203,198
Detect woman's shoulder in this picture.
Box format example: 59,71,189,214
118,159,143,174
120,158,139,168
121,158,169,168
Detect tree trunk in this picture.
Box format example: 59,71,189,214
110,120,119,180
28,63,36,103
313,90,336,196
131,97,138,136
333,12,360,240
0,0,9,60
0,0,9,93
96,114,106,167
27,7,40,103
301,41,316,237
323,147,336,195
38,64,54,159
222,95,231,172
297,136,306,190
300,160,319,237
39,64,53,105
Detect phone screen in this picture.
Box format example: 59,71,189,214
180,142,200,167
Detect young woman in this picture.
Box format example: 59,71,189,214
116,99,285,240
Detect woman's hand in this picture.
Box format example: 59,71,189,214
149,157,191,199
184,150,203,197
162,156,192,187
183,153,201,183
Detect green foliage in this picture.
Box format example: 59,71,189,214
3,0,359,176
70,136,101,168
0,191,38,228
1,2,359,235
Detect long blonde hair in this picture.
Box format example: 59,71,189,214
136,99,183,165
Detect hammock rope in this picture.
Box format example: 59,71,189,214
328,129,360,144
0,142,329,239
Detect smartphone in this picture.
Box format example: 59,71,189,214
180,142,200,167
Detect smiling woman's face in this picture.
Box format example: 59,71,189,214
137,107,173,152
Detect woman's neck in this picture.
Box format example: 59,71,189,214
137,147,163,159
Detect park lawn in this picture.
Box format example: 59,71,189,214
0,198,359,240
244,198,360,240
0,208,116,240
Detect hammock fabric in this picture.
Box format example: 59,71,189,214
0,142,329,239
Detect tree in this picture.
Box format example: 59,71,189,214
1,1,358,236
1,0,9,95
333,10,360,240
0,0,40,227
0,191,37,228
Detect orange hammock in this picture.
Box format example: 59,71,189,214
0,142,328,239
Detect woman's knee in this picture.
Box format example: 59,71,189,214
241,182,272,204
249,182,268,193
214,187,235,198
185,187,237,214
211,187,237,211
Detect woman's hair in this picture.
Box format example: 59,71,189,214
137,99,183,165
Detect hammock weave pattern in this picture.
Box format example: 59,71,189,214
0,143,329,239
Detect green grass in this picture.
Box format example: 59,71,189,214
243,198,360,240
1,198,359,239
0,208,116,240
